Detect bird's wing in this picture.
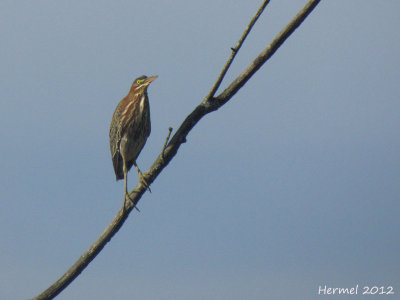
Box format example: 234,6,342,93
109,102,125,180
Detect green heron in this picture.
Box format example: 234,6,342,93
109,75,157,206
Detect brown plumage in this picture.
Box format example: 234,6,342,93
109,75,157,205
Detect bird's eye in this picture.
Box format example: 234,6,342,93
136,79,144,84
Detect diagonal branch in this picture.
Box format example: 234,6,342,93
33,0,320,299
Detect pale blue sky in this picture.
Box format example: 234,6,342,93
1,1,399,299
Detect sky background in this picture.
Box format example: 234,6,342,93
1,1,399,299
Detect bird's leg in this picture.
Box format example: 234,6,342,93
122,163,140,212
123,164,130,211
134,162,152,193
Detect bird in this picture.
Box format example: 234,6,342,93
109,75,157,208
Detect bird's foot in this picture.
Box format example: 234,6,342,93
139,172,152,193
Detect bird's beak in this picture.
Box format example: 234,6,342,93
144,75,158,86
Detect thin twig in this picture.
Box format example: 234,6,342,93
32,1,321,299
205,0,270,100
162,127,173,160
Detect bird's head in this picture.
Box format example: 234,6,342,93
130,75,158,92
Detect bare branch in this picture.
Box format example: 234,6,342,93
215,0,321,105
32,206,134,300
32,1,320,299
205,0,271,100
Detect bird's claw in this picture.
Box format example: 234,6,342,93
123,193,140,212
139,172,152,193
